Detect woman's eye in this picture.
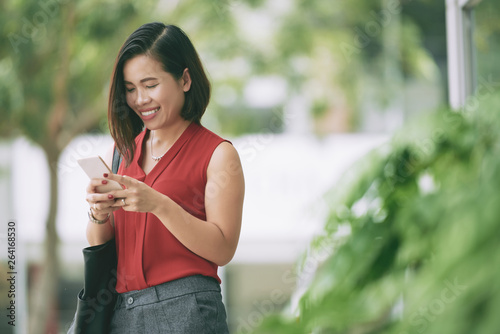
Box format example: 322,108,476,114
126,88,135,93
146,84,159,89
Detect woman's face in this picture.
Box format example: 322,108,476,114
123,54,191,130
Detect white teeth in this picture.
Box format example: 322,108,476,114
141,107,159,116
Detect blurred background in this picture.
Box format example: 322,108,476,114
0,0,499,333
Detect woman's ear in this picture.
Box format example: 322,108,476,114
182,68,192,92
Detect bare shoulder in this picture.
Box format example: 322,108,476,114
208,141,244,178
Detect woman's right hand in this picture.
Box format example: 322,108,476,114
85,144,117,245
85,178,117,245
86,178,120,219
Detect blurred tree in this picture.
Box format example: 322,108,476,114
0,0,156,332
273,0,448,133
183,0,448,135
474,0,500,83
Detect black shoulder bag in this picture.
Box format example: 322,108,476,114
68,148,122,334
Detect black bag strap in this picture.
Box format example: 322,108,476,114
111,146,122,174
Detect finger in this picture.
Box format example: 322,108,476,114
86,193,116,204
86,178,113,194
91,199,119,213
104,173,131,188
108,189,128,199
111,197,128,208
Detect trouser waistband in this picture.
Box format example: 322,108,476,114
114,275,220,310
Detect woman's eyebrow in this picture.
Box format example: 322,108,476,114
124,77,158,84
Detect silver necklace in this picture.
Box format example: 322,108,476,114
151,131,168,161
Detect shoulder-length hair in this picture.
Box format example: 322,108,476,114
108,23,211,166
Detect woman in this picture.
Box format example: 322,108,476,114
85,22,244,333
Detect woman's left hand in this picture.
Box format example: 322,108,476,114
104,173,162,213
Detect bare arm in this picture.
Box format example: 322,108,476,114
106,142,245,266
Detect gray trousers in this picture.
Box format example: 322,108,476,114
110,275,229,334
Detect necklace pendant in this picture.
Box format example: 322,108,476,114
150,130,167,162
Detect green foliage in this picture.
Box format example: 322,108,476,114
254,91,500,333
0,0,151,148
474,0,500,82
270,0,446,131
0,0,452,137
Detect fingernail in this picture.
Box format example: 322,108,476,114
103,173,109,178
108,194,114,199
102,180,108,185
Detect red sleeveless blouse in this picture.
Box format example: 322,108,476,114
113,122,227,293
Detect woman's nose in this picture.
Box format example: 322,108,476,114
136,89,151,106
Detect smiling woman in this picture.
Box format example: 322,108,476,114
122,55,191,148
108,23,211,166
80,22,244,334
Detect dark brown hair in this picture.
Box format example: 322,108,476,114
108,23,211,166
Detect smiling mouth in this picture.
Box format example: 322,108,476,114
141,107,160,116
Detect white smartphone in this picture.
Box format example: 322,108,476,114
77,155,124,193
